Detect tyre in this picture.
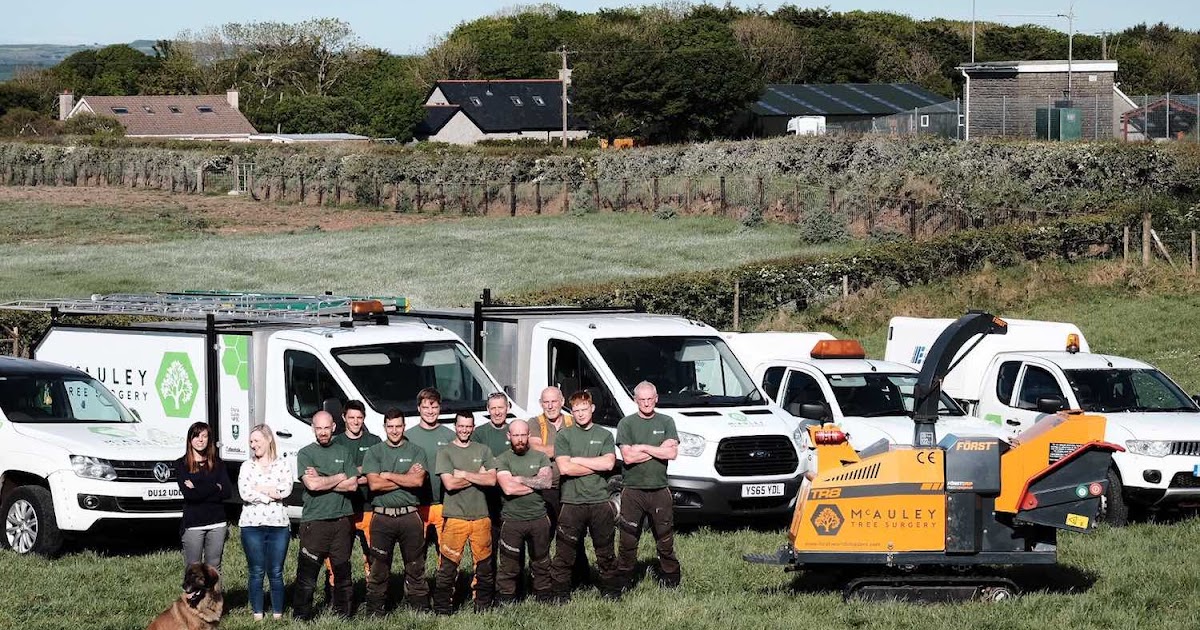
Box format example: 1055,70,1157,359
2,486,64,556
1100,468,1129,527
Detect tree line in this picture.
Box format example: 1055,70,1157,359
1,4,1198,143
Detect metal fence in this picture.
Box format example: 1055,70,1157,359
866,100,963,140
963,93,1200,142
1117,94,1200,141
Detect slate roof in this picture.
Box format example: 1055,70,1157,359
74,95,257,137
751,83,948,117
415,104,461,138
422,79,586,134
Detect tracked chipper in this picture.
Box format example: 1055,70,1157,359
745,312,1123,601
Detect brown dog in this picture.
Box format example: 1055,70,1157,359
146,562,223,630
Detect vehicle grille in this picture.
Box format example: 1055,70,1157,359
1169,472,1200,489
714,436,798,477
113,498,184,513
1170,442,1200,457
110,460,178,483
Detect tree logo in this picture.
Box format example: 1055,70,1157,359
156,352,199,418
811,504,844,536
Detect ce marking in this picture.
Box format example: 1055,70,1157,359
916,450,939,465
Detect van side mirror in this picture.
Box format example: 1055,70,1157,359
129,408,142,422
1036,395,1067,414
1192,394,1200,408
787,402,827,421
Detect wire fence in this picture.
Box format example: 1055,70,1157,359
962,93,1200,142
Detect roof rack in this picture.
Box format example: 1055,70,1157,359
0,291,409,324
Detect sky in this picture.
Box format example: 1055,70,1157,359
1,1,1194,54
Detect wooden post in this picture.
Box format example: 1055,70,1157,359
535,181,542,215
621,179,628,212
685,178,692,213
1142,212,1151,266
196,167,204,194
415,180,422,212
592,178,600,212
652,177,659,210
719,176,727,214
460,183,469,214
842,275,849,298
756,176,764,210
732,279,740,331
438,182,445,213
1192,230,1197,274
908,202,918,240
1151,230,1175,268
1123,226,1130,264
483,181,491,215
509,180,517,217
563,181,570,214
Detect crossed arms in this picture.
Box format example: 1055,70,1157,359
441,466,497,492
619,440,679,464
302,466,359,493
367,462,427,492
497,466,553,496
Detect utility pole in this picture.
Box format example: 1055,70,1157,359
1101,31,1108,60
971,0,976,63
559,46,569,149
1060,1,1076,101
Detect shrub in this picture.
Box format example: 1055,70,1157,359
63,113,126,137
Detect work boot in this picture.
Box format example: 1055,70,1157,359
658,571,681,589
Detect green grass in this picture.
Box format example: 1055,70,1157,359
0,213,847,306
1,518,1199,630
0,200,224,245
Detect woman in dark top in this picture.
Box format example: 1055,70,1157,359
176,421,232,576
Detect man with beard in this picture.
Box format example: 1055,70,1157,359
432,411,498,614
493,420,553,604
292,411,359,620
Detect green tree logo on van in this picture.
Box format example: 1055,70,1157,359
156,352,198,418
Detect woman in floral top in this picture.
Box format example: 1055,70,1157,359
238,424,293,620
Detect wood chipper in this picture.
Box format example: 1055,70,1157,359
745,312,1123,601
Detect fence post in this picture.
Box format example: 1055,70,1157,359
460,183,469,214
621,179,628,212
685,178,692,213
756,176,764,210
196,167,204,194
1123,226,1130,264
592,178,600,212
1142,212,1151,266
792,182,799,220
535,181,542,215
483,181,491,214
1167,92,1171,139
842,275,849,298
509,180,517,216
1192,230,1197,274
563,181,569,214
732,279,740,330
719,176,727,214
415,181,423,212
652,177,659,210
438,182,445,213
909,202,918,240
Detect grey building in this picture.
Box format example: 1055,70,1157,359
745,83,949,136
957,60,1118,140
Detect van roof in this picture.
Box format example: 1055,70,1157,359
0,356,89,378
537,315,715,339
1003,351,1153,371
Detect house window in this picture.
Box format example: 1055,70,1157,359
469,96,482,106
920,115,930,128
168,106,181,114
110,107,129,115
532,96,545,106
142,106,154,114
510,96,523,106
196,105,214,113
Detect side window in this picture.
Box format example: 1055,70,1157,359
1016,365,1064,410
996,361,1021,406
549,339,621,427
761,366,786,401
65,379,122,421
285,350,347,423
779,371,827,417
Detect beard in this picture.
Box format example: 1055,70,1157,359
511,442,529,455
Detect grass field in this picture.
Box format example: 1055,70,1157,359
0,194,845,307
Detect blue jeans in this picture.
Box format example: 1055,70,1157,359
241,526,290,615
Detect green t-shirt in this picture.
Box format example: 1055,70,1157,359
332,430,383,510
471,421,512,457
494,449,551,521
615,412,679,490
435,442,495,521
361,439,428,509
296,441,355,522
556,423,616,504
407,424,454,505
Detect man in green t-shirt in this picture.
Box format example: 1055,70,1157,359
292,411,359,621
327,400,382,593
551,390,618,601
614,381,681,592
432,411,498,614
493,419,553,604
363,408,431,615
472,392,512,456
406,387,454,549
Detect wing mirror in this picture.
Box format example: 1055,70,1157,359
786,402,828,421
1036,395,1068,414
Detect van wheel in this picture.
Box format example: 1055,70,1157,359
2,486,63,556
1100,469,1129,527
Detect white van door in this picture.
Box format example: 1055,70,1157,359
998,361,1070,438
776,368,835,420
266,342,352,461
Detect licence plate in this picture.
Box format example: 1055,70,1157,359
741,483,785,498
144,487,183,501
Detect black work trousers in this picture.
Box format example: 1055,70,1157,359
496,514,553,601
365,510,429,613
616,487,680,589
544,486,591,585
551,501,617,597
293,517,354,620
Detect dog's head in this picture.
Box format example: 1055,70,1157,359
181,562,220,607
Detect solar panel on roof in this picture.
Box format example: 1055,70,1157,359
767,86,826,115
806,86,869,114
844,85,904,111
891,84,943,106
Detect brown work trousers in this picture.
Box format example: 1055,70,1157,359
551,501,617,596
365,511,429,613
496,514,552,601
616,487,680,587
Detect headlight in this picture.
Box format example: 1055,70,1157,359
792,425,809,450
677,431,706,457
1125,440,1172,458
70,455,117,480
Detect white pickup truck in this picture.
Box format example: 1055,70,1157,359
886,316,1200,524
0,356,184,556
723,331,1007,451
406,300,809,521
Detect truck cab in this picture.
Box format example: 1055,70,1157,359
0,357,184,556
886,316,1200,523
724,332,1007,451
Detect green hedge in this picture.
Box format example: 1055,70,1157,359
504,213,1124,329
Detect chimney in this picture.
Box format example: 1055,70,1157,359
59,91,75,121
226,88,239,111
